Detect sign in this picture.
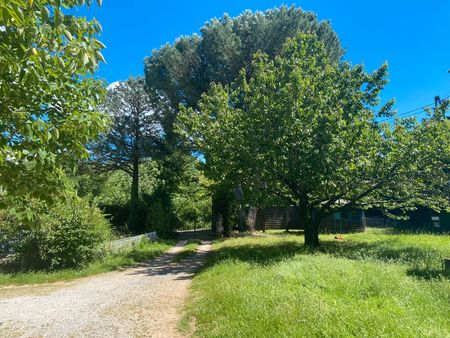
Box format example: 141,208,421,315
431,216,440,228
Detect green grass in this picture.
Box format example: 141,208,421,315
174,240,202,262
0,239,174,286
183,229,450,337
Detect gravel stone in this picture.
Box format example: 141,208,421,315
0,241,212,338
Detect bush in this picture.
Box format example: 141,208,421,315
0,197,111,270
38,197,111,269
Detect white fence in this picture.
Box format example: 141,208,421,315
108,231,158,252
364,216,397,227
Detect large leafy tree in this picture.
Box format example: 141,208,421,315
0,0,108,206
90,77,162,232
177,34,450,247
144,6,344,230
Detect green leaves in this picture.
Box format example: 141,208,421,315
41,6,49,22
177,33,450,220
63,29,73,41
0,0,108,204
145,6,343,143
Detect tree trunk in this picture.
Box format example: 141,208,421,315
129,156,139,233
299,206,320,247
212,186,232,237
238,205,245,233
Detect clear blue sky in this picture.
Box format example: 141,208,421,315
76,0,450,115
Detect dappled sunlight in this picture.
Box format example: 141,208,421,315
186,232,450,337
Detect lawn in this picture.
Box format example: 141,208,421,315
183,229,450,337
0,239,174,286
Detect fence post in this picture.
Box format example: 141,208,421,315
262,209,266,233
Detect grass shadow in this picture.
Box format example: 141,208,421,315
205,240,308,267
204,236,449,280
320,240,448,280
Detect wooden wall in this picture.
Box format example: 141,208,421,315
249,207,365,233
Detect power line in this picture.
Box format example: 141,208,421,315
379,94,450,123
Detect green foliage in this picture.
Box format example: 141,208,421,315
145,6,343,112
1,196,111,270
183,232,450,337
177,34,450,246
0,238,173,286
0,0,109,204
90,77,163,232
92,171,133,206
145,6,343,235
75,161,160,234
38,197,111,269
77,162,160,207
148,198,174,237
172,158,212,230
90,77,163,175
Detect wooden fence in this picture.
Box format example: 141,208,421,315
247,207,365,233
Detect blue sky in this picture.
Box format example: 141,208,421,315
76,0,450,116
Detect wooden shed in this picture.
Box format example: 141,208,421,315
246,207,365,233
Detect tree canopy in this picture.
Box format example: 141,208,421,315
177,34,450,246
144,6,345,234
0,0,108,207
144,5,343,138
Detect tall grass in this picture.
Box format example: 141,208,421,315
184,229,450,337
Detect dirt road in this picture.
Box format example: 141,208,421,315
0,241,212,338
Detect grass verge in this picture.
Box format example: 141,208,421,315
0,239,174,286
174,240,202,262
183,229,450,337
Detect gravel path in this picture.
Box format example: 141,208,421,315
0,241,212,338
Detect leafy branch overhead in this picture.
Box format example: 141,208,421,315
0,0,109,203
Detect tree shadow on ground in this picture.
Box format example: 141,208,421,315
125,241,212,281
204,237,449,280
320,240,447,279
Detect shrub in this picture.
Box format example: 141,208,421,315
101,203,130,234
0,197,111,270
39,197,111,269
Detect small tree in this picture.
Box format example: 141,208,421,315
177,34,450,247
91,77,162,233
0,0,108,207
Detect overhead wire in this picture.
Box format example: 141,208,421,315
379,93,450,123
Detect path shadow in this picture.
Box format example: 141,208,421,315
126,241,211,281
174,230,217,241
